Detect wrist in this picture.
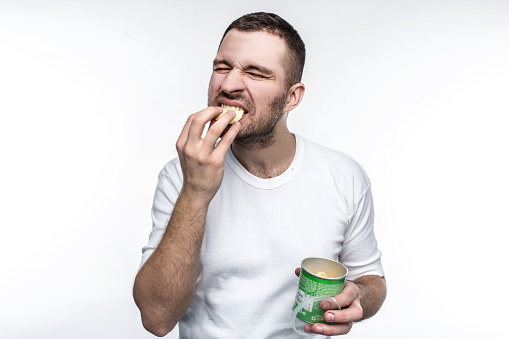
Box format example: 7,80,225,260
178,185,214,210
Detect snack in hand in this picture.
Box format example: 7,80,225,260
215,104,245,124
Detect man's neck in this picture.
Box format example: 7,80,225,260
231,127,296,179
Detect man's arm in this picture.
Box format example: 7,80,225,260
133,193,208,336
133,107,240,337
354,275,387,320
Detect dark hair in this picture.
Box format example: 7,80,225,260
219,12,306,88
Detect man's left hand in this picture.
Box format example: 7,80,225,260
294,267,365,336
304,280,362,335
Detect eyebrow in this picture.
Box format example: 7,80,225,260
213,58,232,68
213,58,274,76
243,64,274,76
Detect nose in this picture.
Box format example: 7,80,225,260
220,69,245,95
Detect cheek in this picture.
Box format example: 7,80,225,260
208,81,221,105
255,88,284,107
208,75,221,92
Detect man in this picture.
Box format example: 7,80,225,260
133,12,386,338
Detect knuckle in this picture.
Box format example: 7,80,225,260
208,122,225,135
191,115,207,126
195,154,209,166
346,290,358,306
356,305,364,320
182,145,195,159
353,285,361,298
335,311,348,323
209,154,223,167
176,138,185,151
341,294,353,308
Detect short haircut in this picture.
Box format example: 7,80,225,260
219,12,306,89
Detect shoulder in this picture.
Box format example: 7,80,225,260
299,135,370,185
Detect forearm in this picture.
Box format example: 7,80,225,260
134,107,239,336
353,275,386,320
133,192,208,336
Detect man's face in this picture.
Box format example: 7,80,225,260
208,29,290,148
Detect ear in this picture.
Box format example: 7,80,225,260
282,82,305,113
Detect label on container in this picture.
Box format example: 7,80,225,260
293,269,345,324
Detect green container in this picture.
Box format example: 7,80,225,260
292,257,348,324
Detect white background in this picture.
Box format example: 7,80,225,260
1,0,508,338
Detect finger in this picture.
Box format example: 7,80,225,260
318,282,358,311
294,268,301,277
203,110,237,147
322,299,363,324
318,298,339,311
213,120,240,155
332,281,360,309
187,106,223,143
176,113,197,155
304,322,353,336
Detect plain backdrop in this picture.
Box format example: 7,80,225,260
1,0,508,338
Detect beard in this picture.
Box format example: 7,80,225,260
208,90,288,150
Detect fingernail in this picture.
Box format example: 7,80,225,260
326,313,334,322
315,325,323,334
321,301,331,309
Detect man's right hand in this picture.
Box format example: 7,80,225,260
133,107,240,337
176,106,240,205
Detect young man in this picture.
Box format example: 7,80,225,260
133,12,386,338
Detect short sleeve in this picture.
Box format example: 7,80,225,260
139,160,183,268
339,185,384,281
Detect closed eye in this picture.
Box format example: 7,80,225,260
214,67,231,73
243,64,274,79
213,58,233,73
246,72,267,79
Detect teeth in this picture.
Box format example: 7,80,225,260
221,104,245,114
215,104,245,124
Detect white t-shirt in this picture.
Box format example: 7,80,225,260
140,135,384,338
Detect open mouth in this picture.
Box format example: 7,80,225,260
220,104,248,115
216,104,248,124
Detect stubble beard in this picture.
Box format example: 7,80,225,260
208,91,288,151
